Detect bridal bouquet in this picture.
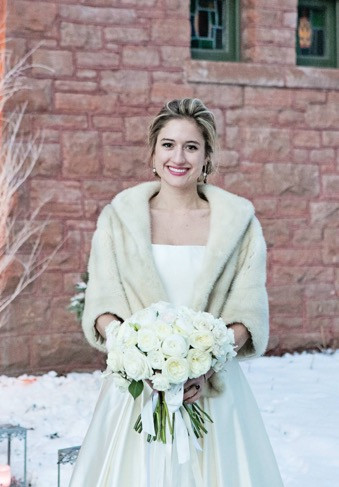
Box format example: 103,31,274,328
104,302,236,455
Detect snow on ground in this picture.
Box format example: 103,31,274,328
0,351,338,486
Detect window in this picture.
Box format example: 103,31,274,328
190,0,239,62
297,0,339,67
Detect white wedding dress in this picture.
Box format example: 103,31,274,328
69,245,284,487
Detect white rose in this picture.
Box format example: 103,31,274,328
173,316,194,336
189,330,214,352
147,350,165,370
163,357,189,384
117,324,138,347
105,320,121,352
137,328,160,352
212,323,228,343
123,349,152,381
106,350,124,372
155,322,172,340
151,373,170,391
162,334,189,357
112,373,130,392
187,349,212,379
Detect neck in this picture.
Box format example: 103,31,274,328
151,182,206,210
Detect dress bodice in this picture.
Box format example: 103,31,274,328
151,244,205,307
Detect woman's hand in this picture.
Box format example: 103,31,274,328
183,376,205,403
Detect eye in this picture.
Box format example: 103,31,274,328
186,144,198,151
162,142,173,148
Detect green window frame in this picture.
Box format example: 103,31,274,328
190,0,240,62
296,0,339,68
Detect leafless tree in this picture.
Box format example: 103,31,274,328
0,41,62,325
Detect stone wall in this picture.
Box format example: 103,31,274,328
2,0,338,374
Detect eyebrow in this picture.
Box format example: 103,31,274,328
160,138,201,145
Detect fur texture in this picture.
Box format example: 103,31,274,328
82,182,269,396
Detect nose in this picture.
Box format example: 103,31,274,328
171,146,185,164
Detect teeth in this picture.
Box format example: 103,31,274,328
169,167,187,173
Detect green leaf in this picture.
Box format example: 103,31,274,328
128,380,144,399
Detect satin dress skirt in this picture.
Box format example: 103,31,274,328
69,359,284,487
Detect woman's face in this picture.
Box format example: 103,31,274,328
153,118,207,190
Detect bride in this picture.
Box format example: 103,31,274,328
69,98,284,486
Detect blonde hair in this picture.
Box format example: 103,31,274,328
148,98,217,177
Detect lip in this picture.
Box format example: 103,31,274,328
167,166,189,176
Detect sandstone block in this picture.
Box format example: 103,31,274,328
283,11,297,28
62,131,100,177
55,93,118,113
223,172,263,198
0,336,31,375
270,316,303,330
122,46,160,67
245,87,293,107
120,0,157,5
226,107,276,126
293,89,326,108
241,127,290,162
9,78,52,112
310,202,339,226
76,51,119,69
48,297,81,332
151,83,194,104
102,132,123,145
263,163,319,197
277,109,304,126
272,266,334,285
83,180,121,200
32,49,74,77
103,146,149,179
323,228,339,264
31,332,96,371
271,248,322,266
124,116,151,142
218,150,239,169
38,272,63,296
101,70,149,105
292,226,322,245
262,220,290,248
305,104,339,129
322,131,339,147
151,19,190,45
61,22,102,49
8,1,57,33
37,114,88,129
33,143,61,177
293,130,321,148
92,116,122,130
77,69,97,79
322,174,339,197
31,181,83,217
194,85,242,108
55,80,98,92
60,5,136,24
292,149,309,164
160,46,191,67
104,26,149,43
306,299,339,318
277,197,308,216
268,285,303,315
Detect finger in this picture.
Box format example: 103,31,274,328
185,390,202,404
184,383,201,401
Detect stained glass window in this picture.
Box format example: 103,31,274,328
297,1,338,67
190,0,239,61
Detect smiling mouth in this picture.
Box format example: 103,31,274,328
167,166,189,175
